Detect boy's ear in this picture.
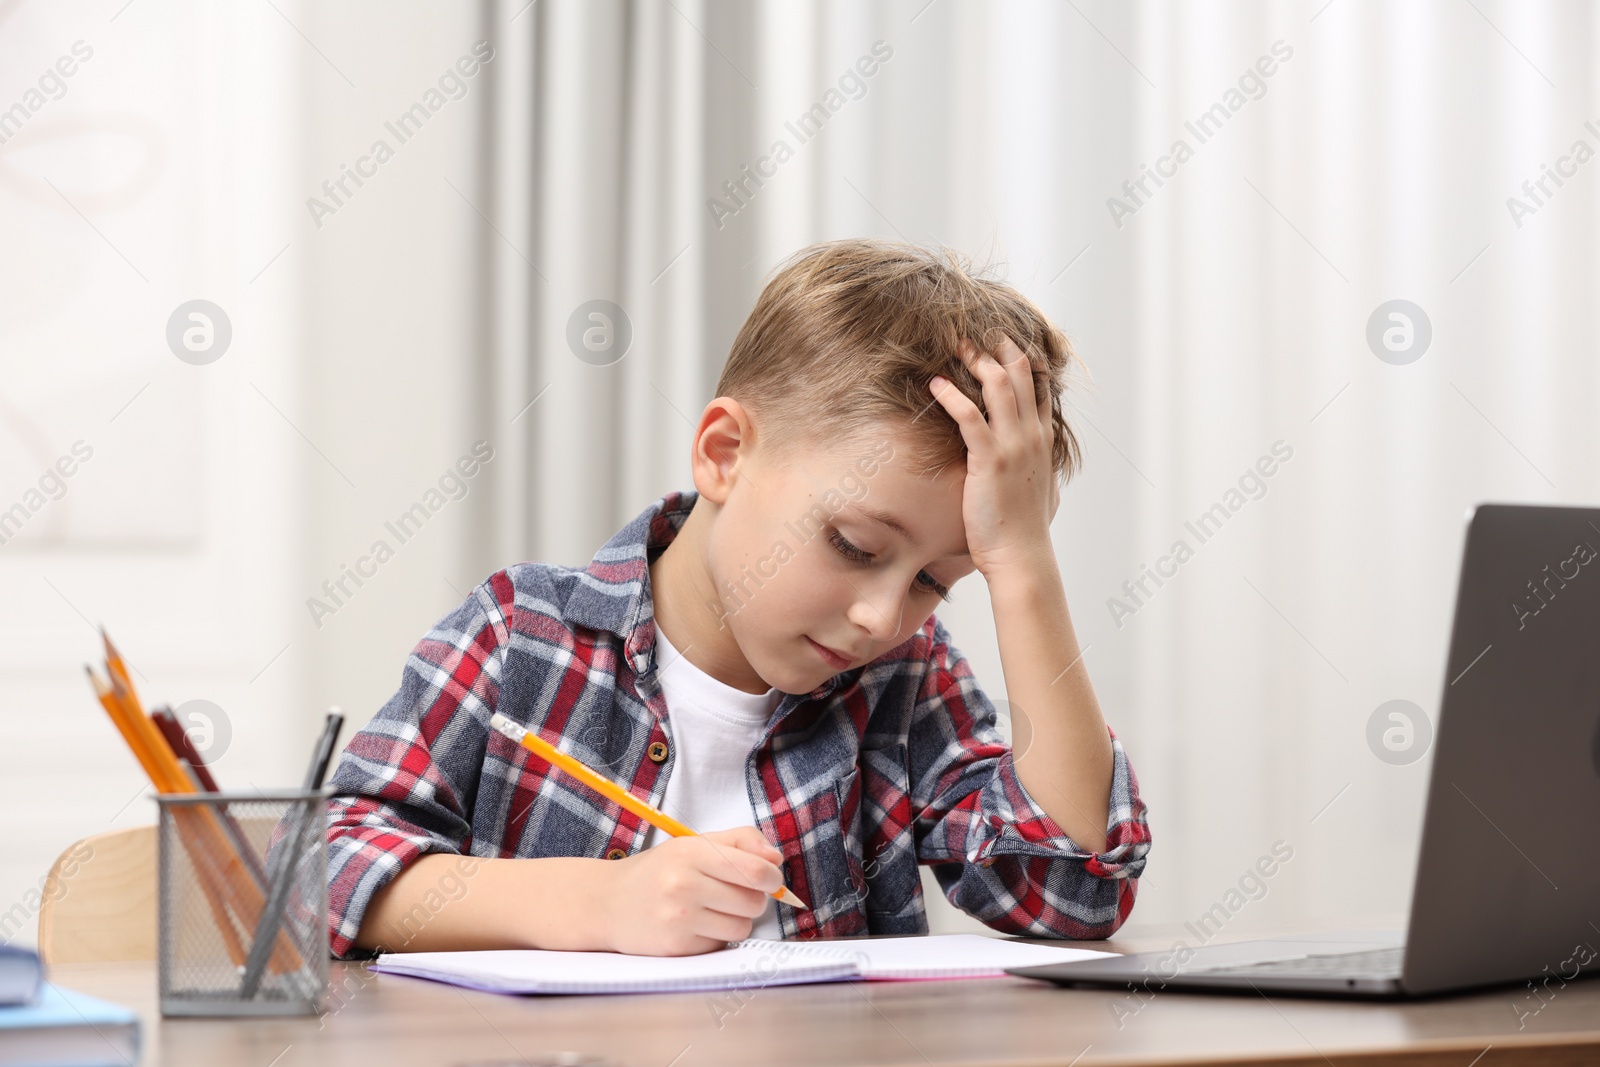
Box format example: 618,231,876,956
691,397,753,504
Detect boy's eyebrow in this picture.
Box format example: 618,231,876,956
853,503,917,544
849,503,970,558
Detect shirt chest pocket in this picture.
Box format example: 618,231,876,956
826,763,917,921
490,707,651,861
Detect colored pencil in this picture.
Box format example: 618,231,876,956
152,707,269,887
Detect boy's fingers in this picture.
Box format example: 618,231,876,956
712,826,782,862
699,847,782,894
694,830,783,891
694,907,757,945
990,336,1048,446
929,375,993,450
990,336,1034,427
972,349,1021,434
696,876,771,920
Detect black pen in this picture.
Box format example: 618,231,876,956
240,709,345,998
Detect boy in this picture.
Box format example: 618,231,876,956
325,238,1150,958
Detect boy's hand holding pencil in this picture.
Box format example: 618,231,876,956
488,712,802,956
599,827,787,956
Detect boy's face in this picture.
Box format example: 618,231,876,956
698,419,978,695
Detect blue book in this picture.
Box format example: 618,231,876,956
0,983,140,1067
0,945,41,1006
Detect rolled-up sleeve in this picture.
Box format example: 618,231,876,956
323,575,511,958
909,618,1151,939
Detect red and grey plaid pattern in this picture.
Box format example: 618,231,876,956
325,490,1151,959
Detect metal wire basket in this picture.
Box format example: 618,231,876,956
156,789,331,1016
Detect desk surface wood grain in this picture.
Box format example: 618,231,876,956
46,922,1600,1067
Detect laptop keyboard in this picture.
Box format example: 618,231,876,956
1190,946,1405,981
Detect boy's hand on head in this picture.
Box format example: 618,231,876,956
598,826,784,956
928,334,1061,579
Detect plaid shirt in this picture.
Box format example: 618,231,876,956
325,490,1150,959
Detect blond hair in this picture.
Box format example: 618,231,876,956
716,238,1083,481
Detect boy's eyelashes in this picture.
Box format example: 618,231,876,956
827,528,954,602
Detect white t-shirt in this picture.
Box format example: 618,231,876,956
645,621,785,939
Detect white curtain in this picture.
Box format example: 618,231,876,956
1120,2,1598,928
471,0,1600,931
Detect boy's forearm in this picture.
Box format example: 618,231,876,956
988,552,1114,855
352,853,616,953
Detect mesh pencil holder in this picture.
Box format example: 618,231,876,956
156,789,332,1016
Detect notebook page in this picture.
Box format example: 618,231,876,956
372,942,859,995
742,934,1117,980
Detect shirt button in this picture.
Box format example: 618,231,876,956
606,848,628,860
647,740,669,763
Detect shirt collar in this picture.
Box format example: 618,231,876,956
561,488,851,699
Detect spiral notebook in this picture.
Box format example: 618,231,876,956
371,934,1116,995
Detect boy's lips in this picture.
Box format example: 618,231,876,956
806,636,855,669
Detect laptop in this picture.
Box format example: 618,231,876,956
1010,503,1600,998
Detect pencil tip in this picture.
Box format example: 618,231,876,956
778,888,809,910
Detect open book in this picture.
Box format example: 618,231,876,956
371,934,1117,995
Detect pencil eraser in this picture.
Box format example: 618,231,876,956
488,713,524,741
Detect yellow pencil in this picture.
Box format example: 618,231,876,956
488,712,808,910
89,643,305,974
88,665,252,965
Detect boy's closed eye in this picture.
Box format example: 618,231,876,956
827,527,954,602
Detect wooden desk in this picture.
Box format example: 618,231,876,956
49,923,1600,1067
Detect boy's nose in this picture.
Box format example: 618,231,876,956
847,587,906,644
